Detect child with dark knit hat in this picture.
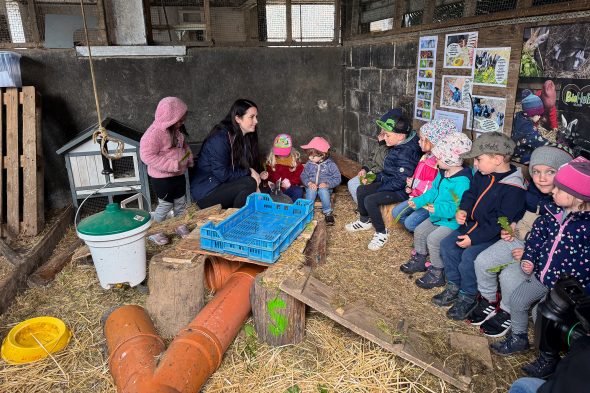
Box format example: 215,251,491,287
511,90,553,164
535,80,558,131
489,157,590,369
260,133,304,203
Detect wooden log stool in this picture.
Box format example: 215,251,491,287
146,251,205,338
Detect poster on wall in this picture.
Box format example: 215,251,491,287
440,75,473,112
468,95,507,133
520,23,590,79
558,79,590,151
434,110,465,132
444,31,478,68
415,35,438,121
473,47,511,87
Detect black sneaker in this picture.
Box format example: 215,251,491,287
521,351,560,378
415,267,445,289
400,251,428,274
467,296,498,326
324,213,335,226
490,332,529,356
432,282,459,307
447,292,477,320
481,309,511,338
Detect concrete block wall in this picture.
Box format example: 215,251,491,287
343,41,417,163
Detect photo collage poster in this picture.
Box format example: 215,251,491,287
415,36,438,121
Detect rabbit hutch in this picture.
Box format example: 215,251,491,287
56,118,152,217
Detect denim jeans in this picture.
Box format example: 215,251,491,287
391,200,429,232
305,187,332,214
440,230,497,295
508,377,545,393
284,185,304,202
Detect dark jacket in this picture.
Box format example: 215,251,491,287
523,203,590,293
512,111,551,164
362,142,390,173
526,182,553,214
458,166,527,245
189,129,249,202
538,335,590,393
376,131,421,192
300,158,341,189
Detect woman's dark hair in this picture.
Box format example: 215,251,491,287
169,124,188,148
208,99,261,171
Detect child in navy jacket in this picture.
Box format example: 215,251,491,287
433,132,527,321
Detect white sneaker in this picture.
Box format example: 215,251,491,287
368,231,389,250
345,219,373,232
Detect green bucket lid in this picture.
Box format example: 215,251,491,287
77,203,151,236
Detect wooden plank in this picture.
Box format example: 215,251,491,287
21,86,42,236
0,90,3,238
304,219,326,267
331,152,362,180
5,89,20,236
449,332,493,370
280,271,471,391
28,238,84,287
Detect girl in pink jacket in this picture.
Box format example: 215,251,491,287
140,97,194,245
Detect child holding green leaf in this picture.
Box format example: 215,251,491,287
470,146,573,337
400,132,473,289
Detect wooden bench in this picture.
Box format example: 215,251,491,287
332,152,398,229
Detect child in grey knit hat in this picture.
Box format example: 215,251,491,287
468,145,573,337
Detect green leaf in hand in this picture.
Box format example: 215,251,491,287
498,216,513,235
486,260,517,273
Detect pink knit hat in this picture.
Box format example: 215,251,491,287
153,97,188,130
553,157,590,201
301,136,330,153
273,133,292,156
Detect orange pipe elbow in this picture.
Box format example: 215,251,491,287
104,265,265,393
203,256,242,292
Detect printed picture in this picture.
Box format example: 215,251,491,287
520,22,590,79
420,50,434,59
421,38,436,49
418,81,433,90
444,31,478,68
474,47,511,87
419,69,434,78
468,95,507,133
440,75,473,112
420,59,434,68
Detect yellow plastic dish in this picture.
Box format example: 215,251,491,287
1,316,72,364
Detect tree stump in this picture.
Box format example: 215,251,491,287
250,274,306,346
381,203,398,230
304,218,326,268
146,252,205,338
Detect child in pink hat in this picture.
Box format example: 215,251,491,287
260,133,304,202
300,136,341,225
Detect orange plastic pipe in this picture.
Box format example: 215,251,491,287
203,256,242,292
104,265,264,393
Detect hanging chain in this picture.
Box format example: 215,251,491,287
80,0,124,160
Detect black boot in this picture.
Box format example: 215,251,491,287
432,282,460,307
415,266,445,289
400,251,428,274
522,351,560,378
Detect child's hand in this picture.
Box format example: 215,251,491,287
407,200,416,209
521,260,534,275
361,178,368,185
455,210,467,225
319,183,328,188
281,179,291,189
456,234,471,248
425,204,435,213
308,182,318,191
260,171,269,180
500,222,517,241
250,168,261,185
406,177,413,187
405,187,412,194
512,248,524,261
358,169,366,177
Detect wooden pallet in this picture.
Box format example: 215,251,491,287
1,87,43,237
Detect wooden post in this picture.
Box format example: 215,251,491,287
286,0,292,43
96,0,109,44
422,0,435,25
5,89,19,236
146,253,205,338
250,274,306,346
204,0,212,42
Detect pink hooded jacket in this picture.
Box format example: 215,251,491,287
140,97,194,178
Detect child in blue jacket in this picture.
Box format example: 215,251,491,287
433,132,527,321
401,132,473,289
512,91,551,164
300,136,341,225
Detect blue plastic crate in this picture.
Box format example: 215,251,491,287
200,193,314,263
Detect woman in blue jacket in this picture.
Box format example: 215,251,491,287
190,99,261,208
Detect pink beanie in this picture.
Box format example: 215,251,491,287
553,157,590,202
301,136,330,153
153,97,188,130
273,133,292,156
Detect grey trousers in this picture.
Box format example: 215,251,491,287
153,197,187,223
509,276,548,334
474,238,528,311
413,219,454,269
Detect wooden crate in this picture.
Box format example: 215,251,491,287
1,87,43,237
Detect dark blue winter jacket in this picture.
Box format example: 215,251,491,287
376,131,421,193
511,111,551,164
189,129,249,202
458,166,527,245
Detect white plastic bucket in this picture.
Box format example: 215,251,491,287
77,219,151,289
